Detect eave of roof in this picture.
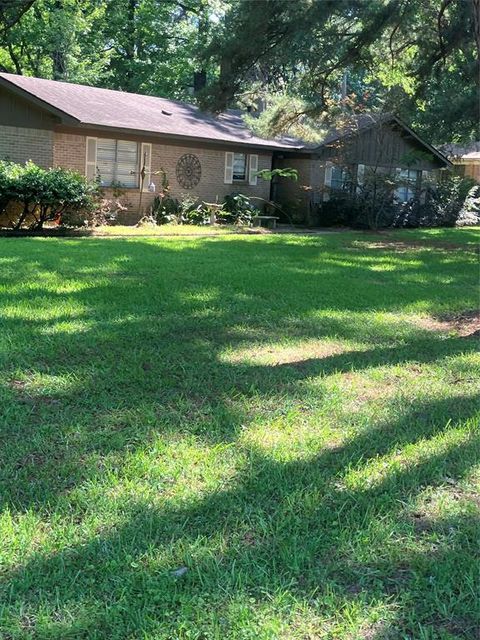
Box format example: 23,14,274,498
0,73,302,152
436,142,480,162
0,73,451,166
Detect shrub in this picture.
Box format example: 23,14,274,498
316,195,357,227
149,168,182,225
315,172,476,230
0,161,96,230
424,174,476,227
152,194,180,224
221,193,259,225
181,200,212,225
392,174,477,228
148,167,259,227
152,191,257,227
456,185,480,226
152,194,213,226
62,181,130,227
0,161,21,210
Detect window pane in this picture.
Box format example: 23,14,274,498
396,168,419,202
96,138,139,187
233,153,246,180
97,138,116,186
331,165,350,191
331,165,343,189
97,138,116,158
116,140,138,187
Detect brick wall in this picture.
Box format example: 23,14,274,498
53,132,86,173
0,125,54,167
53,131,273,224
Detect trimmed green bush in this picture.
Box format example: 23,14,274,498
0,161,97,230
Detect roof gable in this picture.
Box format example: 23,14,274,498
313,114,451,167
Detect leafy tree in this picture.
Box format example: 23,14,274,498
0,0,109,82
0,0,35,33
200,0,479,143
0,0,476,143
0,0,224,99
100,0,223,98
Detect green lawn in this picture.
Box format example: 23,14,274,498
0,228,479,639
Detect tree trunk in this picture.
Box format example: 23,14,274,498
124,0,137,91
51,0,67,79
472,0,480,90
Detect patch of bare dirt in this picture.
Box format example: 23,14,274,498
340,371,397,408
417,309,480,338
358,621,393,640
351,240,421,252
8,379,27,390
428,615,478,638
349,237,479,252
409,482,480,535
382,565,412,595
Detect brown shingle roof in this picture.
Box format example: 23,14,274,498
0,73,451,167
0,73,301,151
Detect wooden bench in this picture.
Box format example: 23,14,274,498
252,215,279,229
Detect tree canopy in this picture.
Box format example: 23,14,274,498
0,0,478,143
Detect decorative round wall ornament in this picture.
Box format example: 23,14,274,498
176,154,202,189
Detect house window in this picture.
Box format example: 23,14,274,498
96,138,139,188
233,153,247,181
395,168,420,203
331,165,351,191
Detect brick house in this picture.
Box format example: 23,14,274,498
0,73,451,224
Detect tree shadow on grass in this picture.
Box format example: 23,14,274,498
0,236,478,637
0,312,477,513
1,394,479,638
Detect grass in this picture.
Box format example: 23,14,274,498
0,228,478,639
93,223,243,236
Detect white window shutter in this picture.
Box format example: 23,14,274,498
85,137,97,181
224,152,234,184
356,163,365,193
248,154,258,185
141,143,152,191
323,161,333,201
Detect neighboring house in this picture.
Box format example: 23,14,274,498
437,142,480,183
0,73,451,224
